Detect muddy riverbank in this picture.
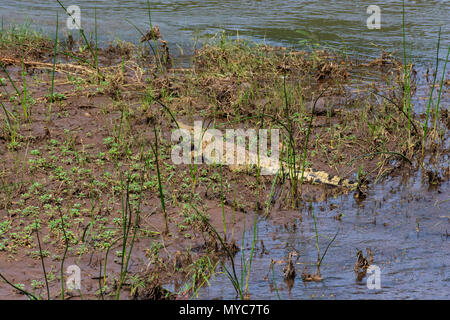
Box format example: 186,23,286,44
0,24,448,299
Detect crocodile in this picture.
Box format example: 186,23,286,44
174,120,357,190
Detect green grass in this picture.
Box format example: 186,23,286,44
0,101,18,148
0,20,49,48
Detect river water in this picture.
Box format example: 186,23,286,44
0,1,449,64
197,172,450,299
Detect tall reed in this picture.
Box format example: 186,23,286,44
299,88,327,191
241,214,258,297
146,0,163,70
49,12,59,117
401,0,422,156
20,37,30,121
422,25,441,156
126,0,163,72
151,125,169,234
0,272,38,300
58,207,69,300
432,44,449,134
311,206,339,272
56,0,103,80
35,229,50,299
115,167,144,299
282,75,298,206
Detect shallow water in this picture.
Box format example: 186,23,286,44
1,1,449,64
197,171,450,299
